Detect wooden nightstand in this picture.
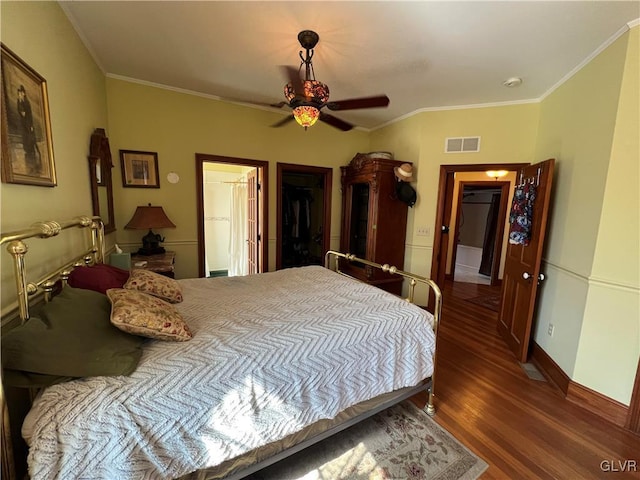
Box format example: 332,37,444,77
131,251,175,278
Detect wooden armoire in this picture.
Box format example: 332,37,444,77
339,154,410,294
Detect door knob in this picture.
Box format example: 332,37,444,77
523,272,531,280
538,273,546,282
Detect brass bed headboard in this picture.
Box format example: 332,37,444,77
0,215,105,324
1,215,105,480
324,250,442,416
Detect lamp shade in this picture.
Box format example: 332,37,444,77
125,205,176,230
292,106,320,128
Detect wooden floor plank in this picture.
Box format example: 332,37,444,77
413,280,640,479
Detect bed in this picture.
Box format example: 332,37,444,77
0,216,441,480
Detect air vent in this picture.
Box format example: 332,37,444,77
445,136,481,153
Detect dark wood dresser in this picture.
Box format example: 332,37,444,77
339,154,410,294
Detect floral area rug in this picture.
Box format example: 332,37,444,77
245,401,488,480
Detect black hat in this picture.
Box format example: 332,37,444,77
396,181,417,207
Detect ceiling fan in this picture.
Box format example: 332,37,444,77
265,30,390,131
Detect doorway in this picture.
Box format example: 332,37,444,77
196,154,269,278
276,163,332,270
449,182,510,286
431,163,527,292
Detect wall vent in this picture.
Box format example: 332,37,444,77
445,136,481,153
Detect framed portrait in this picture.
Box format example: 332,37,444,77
120,150,160,188
1,43,56,187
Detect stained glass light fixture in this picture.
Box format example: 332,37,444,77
283,31,331,130
267,30,389,132
292,105,320,128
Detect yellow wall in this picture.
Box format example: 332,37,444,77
573,27,639,404
372,27,639,404
533,27,638,404
370,104,539,299
105,78,369,278
0,2,108,311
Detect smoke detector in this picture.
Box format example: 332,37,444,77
503,77,523,88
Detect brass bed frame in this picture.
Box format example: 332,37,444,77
0,217,442,480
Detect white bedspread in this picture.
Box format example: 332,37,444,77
24,266,435,480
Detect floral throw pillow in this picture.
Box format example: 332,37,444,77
123,269,183,303
106,289,192,341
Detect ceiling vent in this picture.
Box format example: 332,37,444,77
445,136,481,153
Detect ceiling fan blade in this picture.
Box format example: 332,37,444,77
319,112,353,131
271,115,295,128
269,101,288,109
226,98,288,109
326,95,390,111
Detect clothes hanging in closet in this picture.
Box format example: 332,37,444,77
283,186,313,242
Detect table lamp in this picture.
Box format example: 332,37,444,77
125,204,176,255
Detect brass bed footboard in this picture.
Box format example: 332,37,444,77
324,250,442,416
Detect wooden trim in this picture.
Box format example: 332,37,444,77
625,357,640,433
530,342,570,394
430,166,449,287
275,163,332,270
430,163,528,286
195,154,269,277
566,382,629,429
1,381,15,480
532,342,632,430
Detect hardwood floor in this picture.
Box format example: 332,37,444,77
414,280,640,479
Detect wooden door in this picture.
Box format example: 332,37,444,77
247,168,258,275
498,158,555,362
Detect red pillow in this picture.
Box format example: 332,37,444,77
68,264,130,294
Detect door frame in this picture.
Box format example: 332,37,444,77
431,163,528,290
276,163,332,270
450,181,510,286
196,153,269,278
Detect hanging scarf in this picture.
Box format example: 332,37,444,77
509,182,537,246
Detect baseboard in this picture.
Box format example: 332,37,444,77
530,342,570,394
566,382,629,428
531,342,629,428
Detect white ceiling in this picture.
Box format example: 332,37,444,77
60,1,639,130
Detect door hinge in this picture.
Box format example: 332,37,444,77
257,234,261,242
257,183,261,191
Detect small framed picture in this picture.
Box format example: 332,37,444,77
1,43,57,187
120,150,159,188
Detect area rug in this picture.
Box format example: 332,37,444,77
465,294,501,312
245,401,488,480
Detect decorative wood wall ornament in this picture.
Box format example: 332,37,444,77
89,128,116,234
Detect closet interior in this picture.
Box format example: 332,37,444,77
277,165,332,270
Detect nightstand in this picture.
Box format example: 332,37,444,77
131,251,175,278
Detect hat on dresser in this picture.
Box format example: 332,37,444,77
394,163,414,182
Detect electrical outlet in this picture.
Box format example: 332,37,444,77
417,226,430,236
547,324,554,337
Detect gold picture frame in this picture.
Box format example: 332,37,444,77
120,150,160,188
1,44,56,187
